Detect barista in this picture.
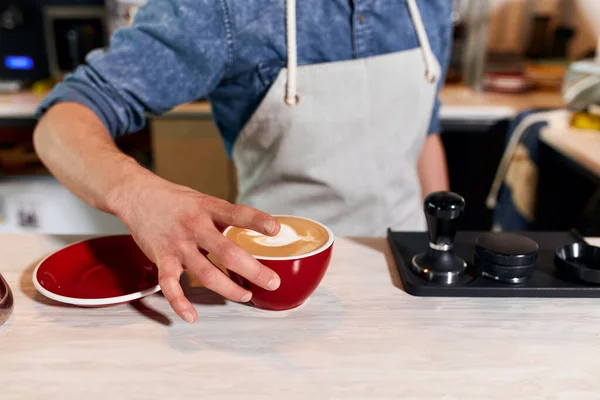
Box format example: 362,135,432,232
34,0,452,322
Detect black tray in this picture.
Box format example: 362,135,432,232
387,230,600,298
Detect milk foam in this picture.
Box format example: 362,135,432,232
245,223,317,247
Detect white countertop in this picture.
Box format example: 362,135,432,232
2,234,600,399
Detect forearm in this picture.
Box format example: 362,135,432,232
417,133,450,199
33,103,158,215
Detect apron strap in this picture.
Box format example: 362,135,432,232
284,0,438,106
285,0,299,106
405,0,439,83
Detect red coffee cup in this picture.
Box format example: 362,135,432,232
223,216,334,311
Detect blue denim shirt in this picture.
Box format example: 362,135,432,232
36,0,452,156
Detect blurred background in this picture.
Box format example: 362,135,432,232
0,0,599,236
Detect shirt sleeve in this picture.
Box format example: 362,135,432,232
426,4,453,135
35,0,229,137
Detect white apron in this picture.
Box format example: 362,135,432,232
232,0,441,237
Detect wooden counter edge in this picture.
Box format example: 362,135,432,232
0,85,564,121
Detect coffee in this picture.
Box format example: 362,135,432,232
225,216,329,257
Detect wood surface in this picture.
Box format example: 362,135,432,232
0,85,564,120
2,234,600,399
438,85,565,113
151,118,237,202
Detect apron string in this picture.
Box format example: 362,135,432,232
284,0,438,107
285,0,299,106
406,0,438,83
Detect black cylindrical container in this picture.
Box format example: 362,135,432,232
475,232,539,283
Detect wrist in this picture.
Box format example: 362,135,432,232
104,157,158,219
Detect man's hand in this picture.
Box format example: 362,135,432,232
33,103,281,324
110,178,282,323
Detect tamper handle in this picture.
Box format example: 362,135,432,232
424,191,465,248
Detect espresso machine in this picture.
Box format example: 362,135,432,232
0,1,49,91
0,0,107,90
563,59,600,113
562,0,600,113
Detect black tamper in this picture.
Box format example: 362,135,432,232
411,191,468,284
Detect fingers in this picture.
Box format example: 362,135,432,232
157,256,197,324
182,249,252,303
209,201,280,236
198,232,281,291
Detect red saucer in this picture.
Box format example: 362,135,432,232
33,235,160,306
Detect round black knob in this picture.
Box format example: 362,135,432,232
424,191,466,219
423,191,465,249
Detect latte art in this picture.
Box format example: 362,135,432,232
244,224,319,247
225,216,330,257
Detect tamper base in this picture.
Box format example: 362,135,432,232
411,250,467,285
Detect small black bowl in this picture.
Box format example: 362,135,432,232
555,242,600,284
0,273,14,326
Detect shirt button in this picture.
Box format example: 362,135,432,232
359,13,365,23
